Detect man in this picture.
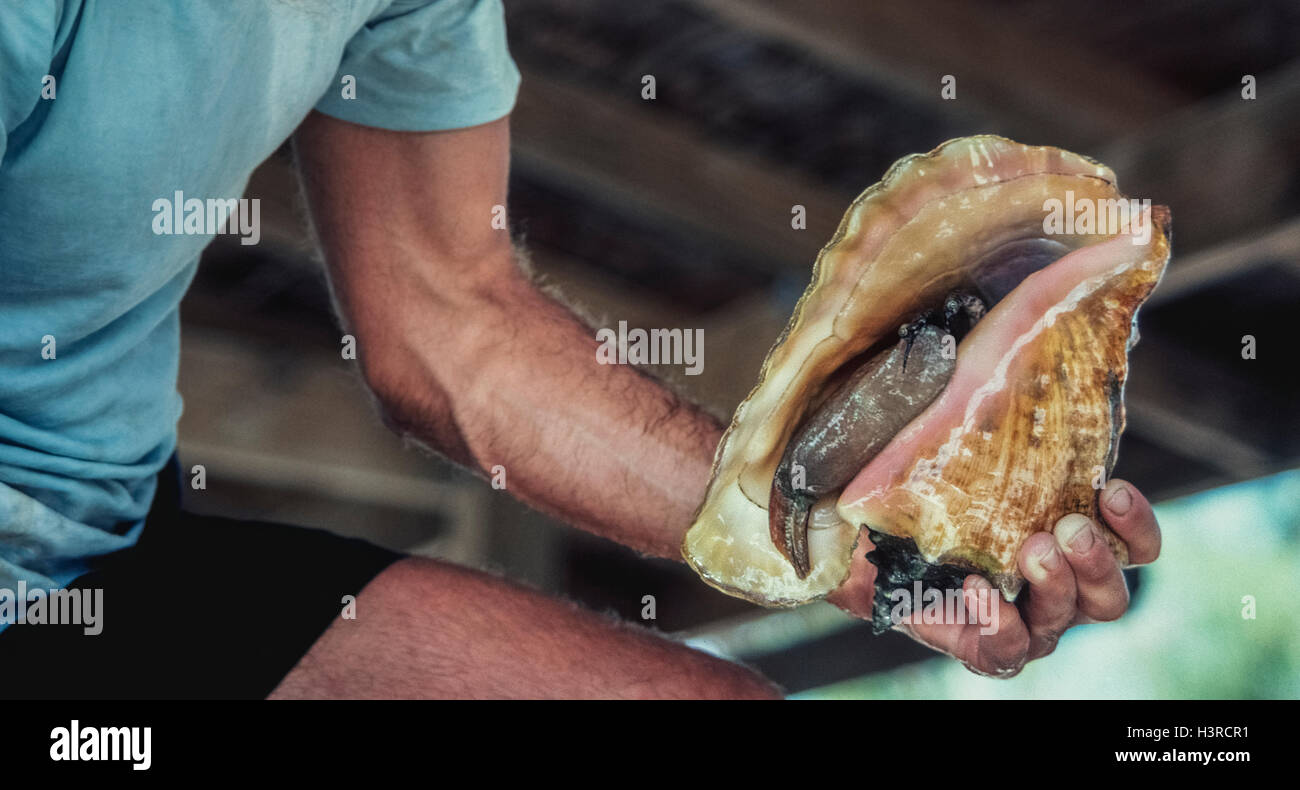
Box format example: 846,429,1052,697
0,0,1161,698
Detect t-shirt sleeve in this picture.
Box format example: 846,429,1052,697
314,0,521,132
0,0,62,162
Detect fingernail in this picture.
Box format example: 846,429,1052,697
1056,513,1095,554
1035,542,1062,572
1024,542,1060,583
1105,483,1132,516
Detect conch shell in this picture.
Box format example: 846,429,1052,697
682,135,1170,610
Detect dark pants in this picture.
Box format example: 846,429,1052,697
0,457,402,699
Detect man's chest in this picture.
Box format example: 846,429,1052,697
0,2,365,306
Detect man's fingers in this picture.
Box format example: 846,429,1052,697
1054,513,1129,622
905,576,1029,677
1017,531,1078,659
892,482,1158,672
962,576,1030,676
1100,479,1161,566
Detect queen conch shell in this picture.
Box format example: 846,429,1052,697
682,135,1170,608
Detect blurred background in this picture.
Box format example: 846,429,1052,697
182,0,1300,696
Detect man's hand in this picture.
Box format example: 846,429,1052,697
827,478,1162,677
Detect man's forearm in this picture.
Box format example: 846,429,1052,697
293,113,719,558
368,252,723,559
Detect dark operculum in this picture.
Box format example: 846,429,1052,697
864,529,980,634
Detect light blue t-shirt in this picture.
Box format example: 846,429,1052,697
0,0,520,603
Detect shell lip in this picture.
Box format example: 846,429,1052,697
684,528,861,609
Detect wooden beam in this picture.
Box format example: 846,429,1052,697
1122,400,1273,481
512,58,1300,289
1145,217,1300,306
677,602,857,660
682,0,1189,146
1123,332,1293,479
511,71,849,275
1101,59,1300,252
